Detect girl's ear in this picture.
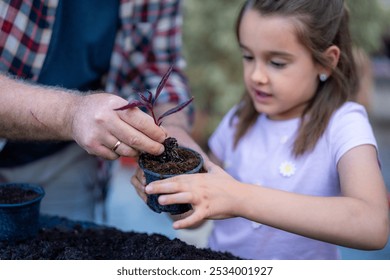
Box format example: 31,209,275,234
325,45,341,68
317,45,341,77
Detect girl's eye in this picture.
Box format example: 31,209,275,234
270,60,286,68
242,55,254,61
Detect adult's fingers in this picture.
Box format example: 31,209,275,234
111,141,140,158
97,133,139,159
115,107,166,155
72,94,165,158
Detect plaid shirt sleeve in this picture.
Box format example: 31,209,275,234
106,0,192,122
0,0,58,81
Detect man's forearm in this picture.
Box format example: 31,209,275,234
0,74,79,140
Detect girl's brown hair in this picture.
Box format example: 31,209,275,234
232,0,358,156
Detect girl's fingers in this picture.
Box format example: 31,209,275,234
172,211,203,229
158,191,192,205
134,167,146,186
130,168,148,202
145,181,178,194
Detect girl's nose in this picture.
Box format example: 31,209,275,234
251,64,268,84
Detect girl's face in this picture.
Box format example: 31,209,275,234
239,9,321,120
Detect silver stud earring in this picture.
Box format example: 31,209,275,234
319,73,328,82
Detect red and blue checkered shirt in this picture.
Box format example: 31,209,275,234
0,0,191,109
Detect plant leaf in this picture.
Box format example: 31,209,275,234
139,91,151,104
146,90,154,104
157,97,194,125
154,65,173,105
114,100,144,111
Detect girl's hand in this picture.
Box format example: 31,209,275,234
130,166,148,202
145,161,240,229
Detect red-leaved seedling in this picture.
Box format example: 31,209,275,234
114,65,193,126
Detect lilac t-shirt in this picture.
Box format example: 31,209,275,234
208,102,377,260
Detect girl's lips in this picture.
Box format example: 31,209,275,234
256,90,272,97
253,89,273,102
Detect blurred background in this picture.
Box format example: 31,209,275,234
105,0,390,260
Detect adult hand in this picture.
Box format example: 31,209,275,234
71,93,166,160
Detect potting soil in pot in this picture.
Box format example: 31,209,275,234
141,149,201,175
0,187,40,204
0,216,240,260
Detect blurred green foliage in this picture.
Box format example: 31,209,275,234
346,0,388,54
182,0,390,147
182,1,245,147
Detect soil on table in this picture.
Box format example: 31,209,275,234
0,186,40,204
0,218,240,260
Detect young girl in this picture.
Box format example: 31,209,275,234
134,0,390,259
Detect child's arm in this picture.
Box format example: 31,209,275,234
145,145,389,250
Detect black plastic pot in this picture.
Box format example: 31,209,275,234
139,147,203,215
0,183,45,241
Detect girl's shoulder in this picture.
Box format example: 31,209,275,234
332,101,369,119
327,101,371,133
217,105,241,129
326,101,376,162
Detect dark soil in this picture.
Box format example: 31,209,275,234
141,148,201,174
140,137,202,175
0,217,240,260
0,186,39,204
